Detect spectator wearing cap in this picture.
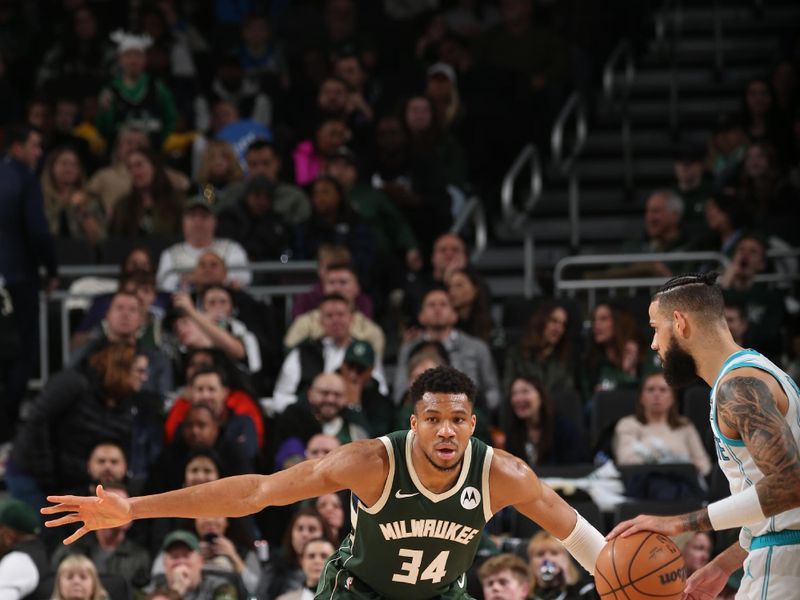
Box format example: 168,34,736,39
97,31,177,144
284,263,385,357
0,499,50,600
273,294,388,413
216,176,291,264
426,62,463,133
50,483,152,592
217,140,311,226
146,531,242,600
337,340,393,437
86,126,190,219
156,190,251,292
324,147,422,294
671,141,714,224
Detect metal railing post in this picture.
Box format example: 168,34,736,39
38,292,48,387
523,229,535,299
551,93,588,251
501,144,542,226
450,195,488,262
603,40,635,197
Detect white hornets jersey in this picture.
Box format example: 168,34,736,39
710,349,800,542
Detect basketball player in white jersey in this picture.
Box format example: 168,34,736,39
607,273,800,599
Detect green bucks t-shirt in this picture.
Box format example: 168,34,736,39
328,430,494,599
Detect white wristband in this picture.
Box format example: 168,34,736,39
559,509,606,575
707,485,766,531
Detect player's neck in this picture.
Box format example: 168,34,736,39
694,332,743,387
410,443,462,494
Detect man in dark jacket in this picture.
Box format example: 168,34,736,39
0,124,58,443
0,499,51,599
216,176,290,265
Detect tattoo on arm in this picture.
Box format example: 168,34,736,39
680,509,712,532
716,375,800,516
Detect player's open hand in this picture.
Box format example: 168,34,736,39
681,563,729,599
605,514,683,540
40,485,133,544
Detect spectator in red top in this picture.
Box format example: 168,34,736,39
164,365,263,450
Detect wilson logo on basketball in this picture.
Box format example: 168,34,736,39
659,567,686,585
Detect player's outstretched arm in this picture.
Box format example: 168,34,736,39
609,368,800,539
42,439,388,544
489,449,605,574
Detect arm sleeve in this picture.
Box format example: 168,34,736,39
0,553,39,600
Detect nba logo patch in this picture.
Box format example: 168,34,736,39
345,577,354,590
460,486,481,509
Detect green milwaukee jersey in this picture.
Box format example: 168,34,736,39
318,430,494,600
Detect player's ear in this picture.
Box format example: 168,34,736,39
469,413,476,434
672,310,689,338
409,411,418,432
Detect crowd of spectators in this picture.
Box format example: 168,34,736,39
0,0,798,599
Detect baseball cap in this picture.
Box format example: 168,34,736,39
162,530,200,552
344,340,375,369
185,186,217,212
0,499,40,535
427,62,457,85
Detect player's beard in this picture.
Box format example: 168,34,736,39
423,449,464,473
663,334,699,388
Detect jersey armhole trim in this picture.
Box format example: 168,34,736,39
482,446,494,522
713,361,789,448
360,436,394,515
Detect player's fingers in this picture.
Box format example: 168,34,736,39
619,521,647,538
41,503,80,515
63,526,90,545
44,514,84,528
605,520,633,540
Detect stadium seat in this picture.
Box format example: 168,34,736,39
551,389,585,433
590,389,637,446
54,237,96,265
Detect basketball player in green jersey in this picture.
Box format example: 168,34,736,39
42,366,606,599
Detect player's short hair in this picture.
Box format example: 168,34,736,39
410,365,476,406
477,553,529,584
652,272,724,321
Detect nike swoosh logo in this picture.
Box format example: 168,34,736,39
457,574,466,587
395,490,419,499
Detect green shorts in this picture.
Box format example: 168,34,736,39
315,556,475,600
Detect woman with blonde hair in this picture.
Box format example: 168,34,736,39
197,140,244,195
40,146,105,243
526,531,590,599
51,554,108,600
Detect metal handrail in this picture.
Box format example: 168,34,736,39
500,143,542,226
56,260,319,280
551,92,588,250
554,251,730,291
603,40,635,195
450,195,488,262
554,251,730,311
551,92,588,173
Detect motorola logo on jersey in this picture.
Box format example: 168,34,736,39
460,487,480,510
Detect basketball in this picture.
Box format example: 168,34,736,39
594,531,686,599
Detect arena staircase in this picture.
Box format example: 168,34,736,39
475,0,800,299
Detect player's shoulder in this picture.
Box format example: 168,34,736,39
718,365,785,395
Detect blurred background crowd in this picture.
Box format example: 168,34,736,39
0,0,799,598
